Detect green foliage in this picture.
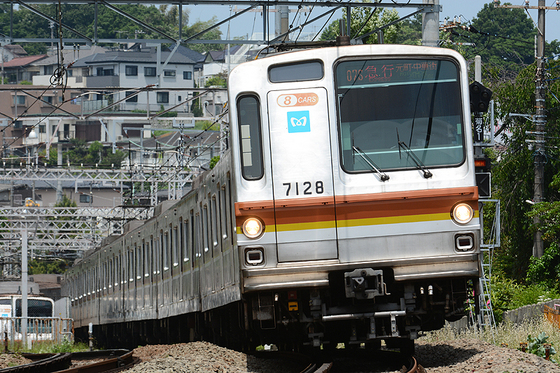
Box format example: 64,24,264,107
0,4,220,53
64,140,126,168
205,73,227,88
194,120,219,131
523,332,557,362
55,194,77,208
320,2,401,44
491,276,560,323
183,17,223,53
24,339,89,354
209,156,220,169
19,80,32,85
487,58,560,282
28,259,68,275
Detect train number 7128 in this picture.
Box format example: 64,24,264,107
283,181,324,196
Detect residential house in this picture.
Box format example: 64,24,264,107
1,45,28,62
32,45,108,86
2,55,48,84
123,129,221,174
68,46,199,114
0,179,126,207
0,86,82,151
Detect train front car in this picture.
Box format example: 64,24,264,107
229,45,480,351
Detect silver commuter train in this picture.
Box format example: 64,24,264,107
64,44,481,352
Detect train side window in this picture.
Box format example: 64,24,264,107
237,95,263,180
173,226,179,268
226,177,233,244
129,248,134,282
194,212,201,267
115,256,119,289
203,204,210,262
268,60,324,83
151,237,156,275
142,240,148,278
160,230,167,273
136,244,141,280
220,186,228,241
182,219,190,267
211,194,220,254
108,259,112,290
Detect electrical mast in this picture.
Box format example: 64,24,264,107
494,0,559,258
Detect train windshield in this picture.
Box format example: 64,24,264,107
336,58,464,173
15,299,53,317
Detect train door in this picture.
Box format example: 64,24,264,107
267,88,338,262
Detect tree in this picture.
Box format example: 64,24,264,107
489,58,560,282
320,2,401,44
442,2,560,71
183,17,223,53
205,72,227,88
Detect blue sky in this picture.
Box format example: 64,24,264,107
187,0,560,42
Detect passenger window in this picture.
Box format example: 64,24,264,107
203,204,210,262
173,226,179,268
193,211,200,268
220,186,228,241
212,195,219,253
269,60,324,83
237,95,263,180
183,219,190,267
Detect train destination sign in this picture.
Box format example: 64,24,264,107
337,59,458,87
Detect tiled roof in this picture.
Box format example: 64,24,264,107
2,55,48,68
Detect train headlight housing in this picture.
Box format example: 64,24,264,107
452,203,474,224
242,218,264,239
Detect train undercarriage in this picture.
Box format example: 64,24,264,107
245,270,479,354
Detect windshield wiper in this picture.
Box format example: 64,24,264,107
352,146,390,182
397,141,433,179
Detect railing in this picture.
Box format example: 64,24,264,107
0,317,74,345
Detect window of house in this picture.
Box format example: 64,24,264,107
44,65,54,75
13,95,25,105
39,125,46,134
183,71,192,80
80,194,92,203
164,70,176,77
67,69,73,77
125,65,138,76
125,91,138,103
43,96,54,105
157,92,169,103
144,67,156,77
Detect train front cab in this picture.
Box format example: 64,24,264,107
230,45,481,351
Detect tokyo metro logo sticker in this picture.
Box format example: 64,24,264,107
287,110,310,133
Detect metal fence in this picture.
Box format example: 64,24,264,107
0,317,74,345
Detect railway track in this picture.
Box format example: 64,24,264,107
0,349,135,373
305,350,420,373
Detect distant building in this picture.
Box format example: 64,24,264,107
2,55,48,84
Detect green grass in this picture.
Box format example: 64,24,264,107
5,339,90,354
421,316,560,363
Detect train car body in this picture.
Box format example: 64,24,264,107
64,44,480,351
0,295,55,341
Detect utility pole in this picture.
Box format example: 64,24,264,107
422,0,440,47
534,0,546,258
494,0,559,258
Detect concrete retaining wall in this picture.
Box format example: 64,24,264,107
503,299,560,324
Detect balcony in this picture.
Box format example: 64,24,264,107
83,75,120,88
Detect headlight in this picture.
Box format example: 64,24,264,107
242,218,264,239
452,203,474,224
